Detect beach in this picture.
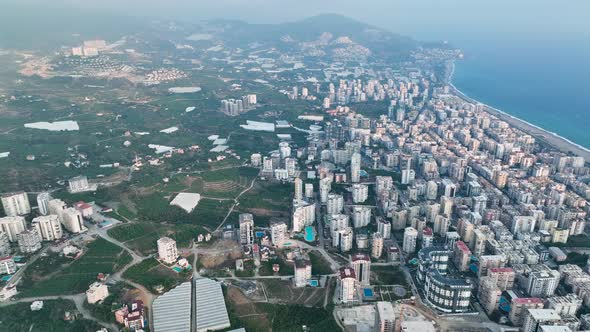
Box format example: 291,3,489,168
447,62,590,161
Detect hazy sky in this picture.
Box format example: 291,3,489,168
6,0,590,43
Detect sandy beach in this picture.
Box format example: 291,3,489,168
447,62,590,161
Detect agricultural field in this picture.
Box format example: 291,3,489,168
226,284,339,332
0,300,104,332
122,258,190,293
107,222,206,255
19,237,129,297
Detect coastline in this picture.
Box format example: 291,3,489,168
447,61,590,161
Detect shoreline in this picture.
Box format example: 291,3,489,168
447,61,590,161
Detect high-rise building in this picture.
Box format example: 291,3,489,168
453,241,472,272
433,215,450,237
304,183,314,199
509,298,544,326
350,153,361,183
351,184,369,203
352,206,371,228
375,301,396,332
294,258,311,287
478,277,502,315
250,153,262,167
522,309,562,332
351,253,371,287
32,215,63,241
17,228,42,253
270,221,288,247
319,177,332,203
402,227,418,254
1,192,31,216
292,200,315,232
68,176,91,193
371,232,384,259
377,217,391,239
479,255,507,278
326,194,344,215
294,178,303,201
36,192,51,216
60,208,85,234
239,213,254,245
523,264,560,298
0,232,10,256
488,267,515,291
0,216,26,242
546,294,582,317
157,237,178,264
338,267,356,304
334,227,354,252
417,246,451,283
424,269,472,313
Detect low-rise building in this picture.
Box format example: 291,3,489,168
86,282,109,304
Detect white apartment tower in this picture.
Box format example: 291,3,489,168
1,192,31,216
270,221,288,247
350,152,361,183
239,213,254,245
371,232,384,259
0,216,26,242
36,192,51,215
351,253,371,287
338,267,356,304
32,215,63,241
403,227,418,254
157,237,178,264
352,184,369,203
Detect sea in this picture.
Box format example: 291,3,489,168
450,40,590,149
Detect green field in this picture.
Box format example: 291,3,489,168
0,300,104,332
309,251,334,275
19,238,128,297
122,258,188,292
371,266,409,286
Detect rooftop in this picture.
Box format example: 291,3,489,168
195,278,230,332
153,282,191,332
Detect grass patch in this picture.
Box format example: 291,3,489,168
309,251,333,275
19,238,127,297
122,258,186,292
371,266,409,286
0,299,103,332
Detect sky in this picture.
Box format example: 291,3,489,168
4,0,590,43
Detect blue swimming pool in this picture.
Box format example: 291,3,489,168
363,288,374,297
304,226,316,242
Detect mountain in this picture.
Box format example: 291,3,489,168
208,14,419,60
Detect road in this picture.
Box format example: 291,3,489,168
215,176,258,232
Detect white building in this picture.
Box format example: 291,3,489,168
304,183,314,199
352,184,369,203
294,258,311,287
327,194,344,215
335,228,354,252
352,206,371,228
351,253,371,287
0,232,10,256
250,153,262,167
17,228,42,253
372,232,384,259
338,267,356,304
375,301,396,332
350,152,361,183
36,192,51,215
292,200,315,232
294,178,303,201
239,213,254,246
1,192,31,216
377,218,392,239
0,256,16,275
522,309,561,332
270,221,288,247
86,282,109,304
60,208,85,234
0,216,26,242
32,215,63,241
157,237,178,264
68,175,93,193
403,227,418,254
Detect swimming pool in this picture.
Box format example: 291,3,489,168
304,226,316,242
363,288,374,297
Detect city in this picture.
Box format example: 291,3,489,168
0,3,589,332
